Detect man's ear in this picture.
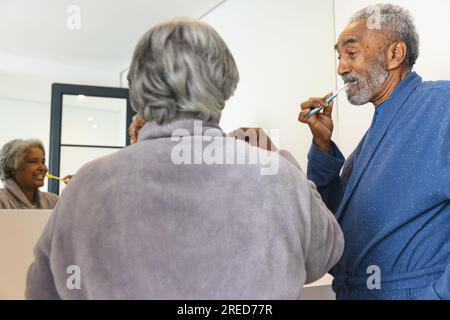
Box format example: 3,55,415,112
387,41,407,70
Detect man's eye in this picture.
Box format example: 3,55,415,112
348,52,357,57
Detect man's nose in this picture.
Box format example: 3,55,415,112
338,59,351,76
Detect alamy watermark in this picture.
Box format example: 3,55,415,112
66,5,81,30
366,265,381,290
66,265,81,290
366,6,382,30
170,122,280,176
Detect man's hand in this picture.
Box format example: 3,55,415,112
298,93,334,153
228,127,278,152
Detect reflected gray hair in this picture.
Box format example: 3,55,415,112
132,114,143,122
350,3,419,68
0,139,45,181
127,17,239,125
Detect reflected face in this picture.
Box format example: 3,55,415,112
14,147,48,190
128,117,146,144
336,20,390,105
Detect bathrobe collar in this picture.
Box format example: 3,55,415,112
138,116,226,142
4,178,41,209
336,72,423,221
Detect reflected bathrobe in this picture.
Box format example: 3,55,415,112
0,179,58,209
308,72,450,299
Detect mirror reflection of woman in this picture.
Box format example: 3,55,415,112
0,139,59,209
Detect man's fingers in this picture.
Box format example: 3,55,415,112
298,109,310,123
321,92,334,118
322,100,334,118
298,109,318,125
299,95,330,122
300,97,326,111
299,91,336,122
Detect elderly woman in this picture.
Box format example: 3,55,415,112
26,18,343,299
0,139,58,209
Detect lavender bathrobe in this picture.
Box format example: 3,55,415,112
26,119,343,299
0,179,58,209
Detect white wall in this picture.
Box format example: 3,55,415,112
334,0,450,157
202,0,337,169
0,53,121,88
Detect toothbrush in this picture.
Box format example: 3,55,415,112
46,173,65,182
305,82,355,119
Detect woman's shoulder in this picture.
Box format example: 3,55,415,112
0,187,12,199
0,188,16,209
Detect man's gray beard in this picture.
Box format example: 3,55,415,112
347,55,389,106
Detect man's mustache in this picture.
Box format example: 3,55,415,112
342,74,361,84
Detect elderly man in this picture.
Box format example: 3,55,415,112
128,114,146,144
299,4,449,300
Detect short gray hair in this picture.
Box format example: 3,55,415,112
0,139,45,181
127,17,239,125
350,3,419,68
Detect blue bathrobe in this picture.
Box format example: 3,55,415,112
308,72,450,300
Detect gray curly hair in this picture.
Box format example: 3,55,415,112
127,17,239,125
0,139,45,181
350,3,420,68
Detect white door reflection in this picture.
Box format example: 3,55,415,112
57,94,128,193
61,95,127,147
